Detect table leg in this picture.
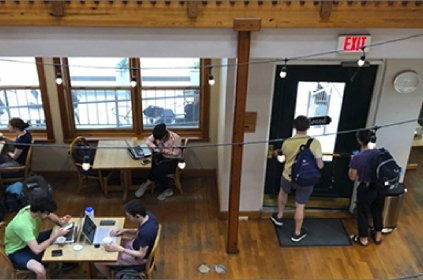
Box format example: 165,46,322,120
120,170,131,200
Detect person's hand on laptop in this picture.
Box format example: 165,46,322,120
110,228,124,236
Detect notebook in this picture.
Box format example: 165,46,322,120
53,222,77,244
81,217,117,245
125,141,152,160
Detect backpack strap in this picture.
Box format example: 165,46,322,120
305,138,314,148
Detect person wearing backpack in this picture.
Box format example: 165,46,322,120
271,116,324,242
348,130,384,246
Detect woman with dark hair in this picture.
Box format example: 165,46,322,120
348,129,384,246
0,117,33,168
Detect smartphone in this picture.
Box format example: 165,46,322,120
99,220,116,226
51,249,63,257
141,158,151,165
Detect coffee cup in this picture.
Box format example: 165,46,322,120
56,236,66,246
102,236,113,244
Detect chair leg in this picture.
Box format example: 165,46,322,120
103,177,109,198
174,173,183,194
78,175,84,194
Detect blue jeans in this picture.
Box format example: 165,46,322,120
8,229,52,269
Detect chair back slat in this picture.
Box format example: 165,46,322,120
144,224,162,279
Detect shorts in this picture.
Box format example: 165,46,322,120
280,176,314,204
8,230,52,269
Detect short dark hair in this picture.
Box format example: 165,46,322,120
293,115,310,132
123,199,147,217
152,123,167,140
356,129,371,146
30,196,57,213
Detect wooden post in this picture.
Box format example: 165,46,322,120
227,18,261,254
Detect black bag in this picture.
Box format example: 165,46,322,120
370,148,402,189
291,138,321,186
73,138,96,164
4,182,26,212
115,268,143,279
21,176,53,205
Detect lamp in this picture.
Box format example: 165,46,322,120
208,73,215,86
178,158,186,170
130,75,137,88
55,72,63,85
368,128,377,149
279,58,288,79
357,47,366,67
82,155,91,171
276,149,286,163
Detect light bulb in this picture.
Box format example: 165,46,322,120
208,74,215,86
82,162,90,171
279,66,287,78
130,80,137,88
55,77,63,85
368,142,377,149
357,55,366,67
82,155,91,171
276,150,285,163
178,160,186,170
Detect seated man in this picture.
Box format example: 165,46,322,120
5,196,71,279
94,199,159,279
135,123,181,200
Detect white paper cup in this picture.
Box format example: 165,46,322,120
56,236,66,246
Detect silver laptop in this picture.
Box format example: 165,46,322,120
81,217,117,245
125,140,152,159
53,222,77,244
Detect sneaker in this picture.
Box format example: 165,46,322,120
157,188,174,201
270,213,283,227
291,228,307,242
135,181,151,198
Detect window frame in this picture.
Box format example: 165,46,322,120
57,57,210,142
0,57,54,142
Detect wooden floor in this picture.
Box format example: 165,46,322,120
2,149,423,279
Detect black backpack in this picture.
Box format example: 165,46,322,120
115,268,143,279
291,138,321,186
370,148,402,189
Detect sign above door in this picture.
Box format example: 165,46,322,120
338,35,371,53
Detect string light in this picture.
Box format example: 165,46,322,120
368,127,378,149
178,158,186,170
82,155,91,171
279,58,288,79
55,72,63,85
208,66,215,86
130,75,137,88
357,47,366,67
276,149,286,163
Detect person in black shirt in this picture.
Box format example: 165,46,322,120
94,199,159,279
0,118,32,168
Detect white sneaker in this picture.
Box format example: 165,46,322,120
135,181,151,198
157,188,174,201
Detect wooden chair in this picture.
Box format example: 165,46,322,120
166,138,188,194
69,136,111,195
143,224,162,279
0,144,33,188
0,222,34,279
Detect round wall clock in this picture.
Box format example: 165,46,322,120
393,71,421,94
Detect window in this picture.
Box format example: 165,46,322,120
0,57,53,140
57,57,209,141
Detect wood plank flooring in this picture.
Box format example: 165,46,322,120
2,149,423,279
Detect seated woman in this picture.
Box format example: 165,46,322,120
0,118,32,168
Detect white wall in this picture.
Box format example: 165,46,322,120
1,26,423,211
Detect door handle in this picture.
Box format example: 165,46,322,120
267,145,274,159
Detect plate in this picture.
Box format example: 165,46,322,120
73,244,83,251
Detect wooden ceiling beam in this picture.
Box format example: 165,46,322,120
0,1,422,28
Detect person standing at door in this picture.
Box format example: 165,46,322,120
271,115,324,242
348,130,384,246
135,123,181,200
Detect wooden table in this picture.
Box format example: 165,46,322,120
93,140,151,200
43,217,125,278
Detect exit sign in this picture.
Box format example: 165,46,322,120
338,35,371,53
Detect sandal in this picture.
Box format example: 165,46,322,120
350,234,368,246
370,230,382,245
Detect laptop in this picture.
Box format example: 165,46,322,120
81,216,117,245
53,222,78,244
125,141,152,160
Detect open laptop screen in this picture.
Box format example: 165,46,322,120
81,217,96,244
